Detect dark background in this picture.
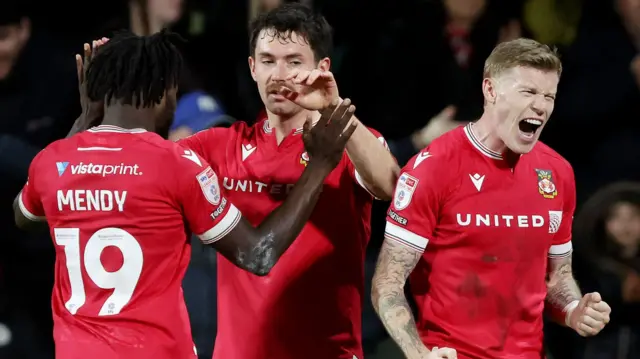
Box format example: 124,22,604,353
1,0,639,358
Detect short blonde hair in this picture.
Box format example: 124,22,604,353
483,38,562,79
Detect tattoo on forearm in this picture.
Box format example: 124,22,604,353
546,255,581,309
372,239,429,357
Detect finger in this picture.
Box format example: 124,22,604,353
285,69,300,81
434,347,457,359
294,70,310,84
306,70,322,85
577,321,601,336
438,105,456,120
277,86,299,102
584,306,606,322
586,292,602,304
325,99,352,132
302,115,313,135
83,43,91,61
580,312,604,329
75,54,84,85
337,114,358,146
589,300,609,315
317,100,340,127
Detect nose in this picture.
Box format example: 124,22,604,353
271,62,288,82
530,98,545,117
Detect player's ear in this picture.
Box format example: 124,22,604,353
482,78,497,104
317,57,330,71
248,56,257,82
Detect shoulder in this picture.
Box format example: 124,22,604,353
532,141,574,178
405,127,465,177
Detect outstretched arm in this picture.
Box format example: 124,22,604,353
372,238,430,358
212,159,329,275
345,116,399,200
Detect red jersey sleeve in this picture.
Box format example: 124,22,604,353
173,147,242,245
548,164,576,259
18,150,46,221
176,129,211,162
346,127,392,198
384,149,447,252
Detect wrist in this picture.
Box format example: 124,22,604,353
563,300,580,327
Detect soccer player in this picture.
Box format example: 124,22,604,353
12,30,357,359
177,4,399,359
371,38,612,359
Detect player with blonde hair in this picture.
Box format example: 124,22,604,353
372,38,611,359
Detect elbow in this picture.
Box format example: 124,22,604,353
242,244,279,277
249,263,274,277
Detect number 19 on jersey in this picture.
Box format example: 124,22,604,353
54,227,144,316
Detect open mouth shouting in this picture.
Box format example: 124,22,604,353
518,118,543,142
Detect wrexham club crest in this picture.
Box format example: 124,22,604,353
535,169,557,199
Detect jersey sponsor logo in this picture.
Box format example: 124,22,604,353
300,151,310,166
56,161,69,176
388,209,407,225
182,150,202,167
197,167,221,205
535,169,558,199
211,197,227,220
413,151,432,169
456,213,545,228
223,177,294,195
60,162,142,177
393,173,419,210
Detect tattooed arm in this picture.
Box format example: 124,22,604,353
372,238,430,358
545,254,582,325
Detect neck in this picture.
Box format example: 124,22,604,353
471,111,507,155
267,109,318,144
129,2,165,35
101,104,156,132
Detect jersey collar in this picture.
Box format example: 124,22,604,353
262,120,304,136
463,123,503,160
87,125,147,134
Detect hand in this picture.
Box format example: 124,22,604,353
411,106,458,149
566,292,611,337
426,346,457,358
75,38,109,128
302,98,357,171
277,69,339,110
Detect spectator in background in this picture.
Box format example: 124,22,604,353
572,182,640,359
0,3,79,358
168,91,233,141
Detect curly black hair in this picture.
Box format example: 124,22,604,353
86,29,183,108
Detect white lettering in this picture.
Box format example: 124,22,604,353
456,213,545,228
69,163,142,177
223,177,292,194
57,190,127,212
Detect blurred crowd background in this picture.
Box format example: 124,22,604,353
1,0,640,358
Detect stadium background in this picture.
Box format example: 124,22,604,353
1,0,639,357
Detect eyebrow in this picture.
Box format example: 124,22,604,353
257,52,304,59
520,85,556,97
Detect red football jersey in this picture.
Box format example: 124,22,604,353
18,125,240,359
179,119,385,359
385,124,575,359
